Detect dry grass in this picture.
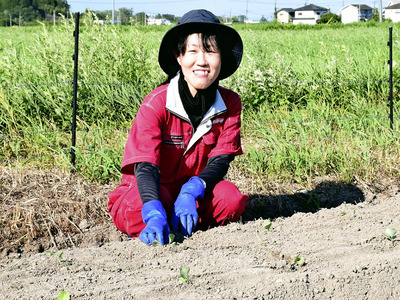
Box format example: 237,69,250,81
0,167,116,256
1,164,398,258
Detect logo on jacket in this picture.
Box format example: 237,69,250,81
212,118,224,124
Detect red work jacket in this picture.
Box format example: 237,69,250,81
121,74,243,185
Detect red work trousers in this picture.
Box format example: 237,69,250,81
108,175,249,237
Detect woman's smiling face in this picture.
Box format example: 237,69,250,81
177,33,221,96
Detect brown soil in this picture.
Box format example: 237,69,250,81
1,167,400,299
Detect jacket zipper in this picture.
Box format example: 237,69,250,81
165,108,194,182
163,140,185,149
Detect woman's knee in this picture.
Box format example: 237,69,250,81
199,181,249,225
209,180,248,222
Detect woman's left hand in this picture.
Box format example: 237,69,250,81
171,176,205,236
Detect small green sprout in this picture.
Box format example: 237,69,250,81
169,233,175,243
384,227,397,245
339,203,347,216
46,251,63,262
46,251,74,265
179,266,191,284
57,291,70,300
152,233,176,246
293,256,306,267
264,219,272,232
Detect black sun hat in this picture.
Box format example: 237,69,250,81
158,9,243,80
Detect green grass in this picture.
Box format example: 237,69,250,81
0,17,399,185
240,97,399,185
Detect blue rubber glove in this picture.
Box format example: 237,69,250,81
172,176,205,236
139,200,170,245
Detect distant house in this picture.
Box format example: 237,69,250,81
292,4,329,24
385,0,400,7
147,18,172,25
384,1,400,22
244,19,260,24
341,4,373,23
276,8,295,23
93,20,107,25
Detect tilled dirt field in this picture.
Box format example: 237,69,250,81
1,167,399,299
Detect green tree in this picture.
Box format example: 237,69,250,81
134,12,147,25
317,12,341,24
161,14,176,23
119,7,132,24
371,8,384,22
93,10,111,20
0,0,69,24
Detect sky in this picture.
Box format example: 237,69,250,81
67,0,383,21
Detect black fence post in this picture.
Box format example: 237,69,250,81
388,26,394,131
71,12,80,169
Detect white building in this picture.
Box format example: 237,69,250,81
93,20,107,25
244,19,260,24
147,18,172,25
383,1,400,22
292,4,329,24
341,4,373,23
276,8,295,23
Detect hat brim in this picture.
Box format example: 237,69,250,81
158,22,243,80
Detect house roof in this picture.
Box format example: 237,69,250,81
386,3,400,9
350,4,373,10
292,18,316,20
277,8,295,13
295,4,329,11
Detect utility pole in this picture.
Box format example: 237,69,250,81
379,0,382,22
245,0,248,21
112,0,115,24
131,8,133,25
53,10,56,25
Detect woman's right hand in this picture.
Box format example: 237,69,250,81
139,200,170,245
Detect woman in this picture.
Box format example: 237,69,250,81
108,9,248,245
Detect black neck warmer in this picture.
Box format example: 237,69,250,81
178,73,219,130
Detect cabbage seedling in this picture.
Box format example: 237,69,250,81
293,256,306,267
46,250,63,260
264,219,272,232
179,266,191,284
152,233,176,246
46,251,63,263
46,251,74,265
384,227,397,246
57,291,70,300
